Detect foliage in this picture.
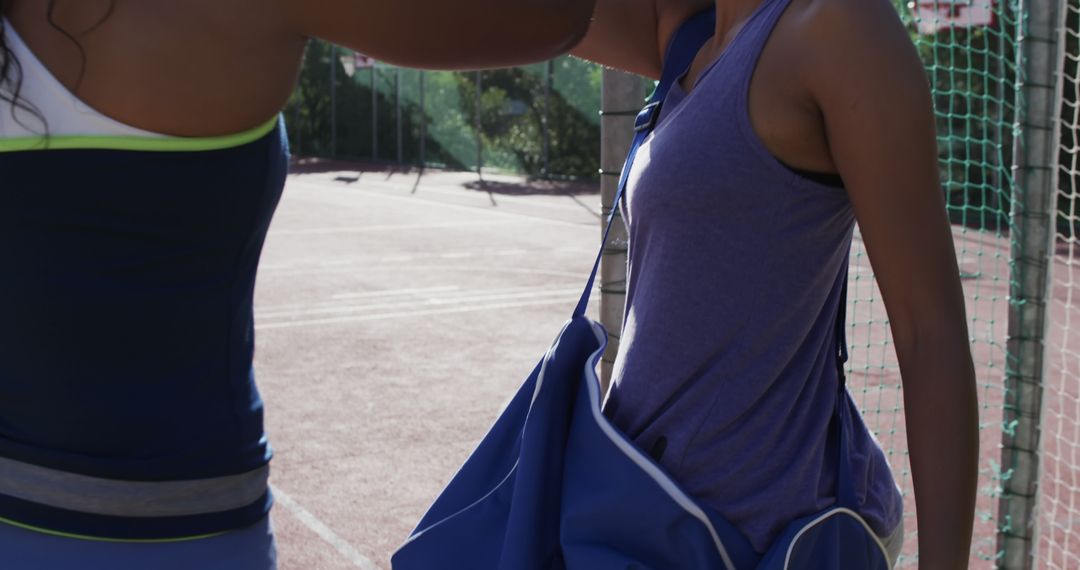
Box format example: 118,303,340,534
284,41,602,179
284,41,464,169
453,64,601,177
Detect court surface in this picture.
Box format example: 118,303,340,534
257,162,602,569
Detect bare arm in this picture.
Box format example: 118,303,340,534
570,0,711,79
570,0,661,77
802,0,979,567
279,0,596,70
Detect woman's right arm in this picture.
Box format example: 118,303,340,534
280,0,596,70
570,0,712,79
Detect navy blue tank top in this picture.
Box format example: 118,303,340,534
604,0,903,552
0,118,286,539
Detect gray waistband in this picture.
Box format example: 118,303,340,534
0,456,269,518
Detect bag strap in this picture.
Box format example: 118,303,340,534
835,271,850,383
572,8,717,319
834,260,860,509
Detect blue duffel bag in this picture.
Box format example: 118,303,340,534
392,8,892,569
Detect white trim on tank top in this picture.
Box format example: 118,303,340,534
0,18,166,139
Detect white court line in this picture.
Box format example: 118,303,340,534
418,288,580,305
330,286,460,300
331,284,560,302
260,247,582,273
271,220,517,235
258,285,574,314
271,484,380,570
256,296,587,331
258,263,586,280
255,286,460,313
257,288,580,320
376,255,415,263
288,179,597,230
292,175,598,216
415,284,578,300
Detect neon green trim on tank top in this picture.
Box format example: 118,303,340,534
0,515,226,543
0,116,278,153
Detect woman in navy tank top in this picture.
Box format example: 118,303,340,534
575,0,979,568
0,1,595,568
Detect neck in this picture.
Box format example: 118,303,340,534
712,0,766,48
676,0,767,92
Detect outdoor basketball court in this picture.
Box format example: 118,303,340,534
254,163,1061,568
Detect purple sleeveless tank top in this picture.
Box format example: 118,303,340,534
604,0,904,552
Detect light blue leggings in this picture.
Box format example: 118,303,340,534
0,516,276,570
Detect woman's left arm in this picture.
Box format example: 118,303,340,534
801,0,979,567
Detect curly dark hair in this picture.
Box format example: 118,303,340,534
0,0,116,133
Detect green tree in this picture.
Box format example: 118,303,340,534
455,65,601,178
285,41,464,168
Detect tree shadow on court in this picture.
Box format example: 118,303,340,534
288,157,423,179
462,178,598,197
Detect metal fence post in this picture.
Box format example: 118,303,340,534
598,70,646,392
372,65,378,160
293,97,302,156
419,72,427,167
330,44,338,157
543,60,553,178
396,68,404,164
476,71,484,177
997,1,1067,568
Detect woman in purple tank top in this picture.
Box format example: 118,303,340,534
574,0,979,567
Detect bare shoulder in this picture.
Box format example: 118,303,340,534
794,0,911,43
770,0,932,128
788,0,925,88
